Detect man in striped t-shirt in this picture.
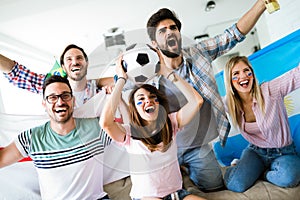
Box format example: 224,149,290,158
0,75,111,200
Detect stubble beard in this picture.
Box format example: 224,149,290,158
55,111,73,124
68,68,87,82
159,38,182,58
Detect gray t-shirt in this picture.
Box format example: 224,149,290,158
158,77,218,149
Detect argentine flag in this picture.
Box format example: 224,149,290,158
214,28,300,166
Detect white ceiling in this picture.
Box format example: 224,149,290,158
0,0,254,75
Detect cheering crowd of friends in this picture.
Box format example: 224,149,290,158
0,0,300,199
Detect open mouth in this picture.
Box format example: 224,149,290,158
54,108,67,113
167,38,176,47
71,68,80,72
145,106,155,113
239,80,249,88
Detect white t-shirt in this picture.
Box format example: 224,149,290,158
122,113,182,199
73,90,85,107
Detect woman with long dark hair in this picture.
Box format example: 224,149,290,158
100,53,205,200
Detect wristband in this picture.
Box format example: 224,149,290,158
167,71,177,82
117,76,127,83
114,75,127,83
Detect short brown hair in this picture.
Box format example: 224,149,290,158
43,75,72,98
60,44,88,66
146,8,182,41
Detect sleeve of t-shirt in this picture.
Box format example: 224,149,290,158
14,130,32,158
168,112,180,137
4,62,45,94
120,125,131,146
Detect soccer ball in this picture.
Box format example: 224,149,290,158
122,43,160,84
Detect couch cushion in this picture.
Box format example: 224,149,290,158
183,168,300,200
288,114,300,154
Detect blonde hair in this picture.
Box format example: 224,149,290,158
224,56,264,128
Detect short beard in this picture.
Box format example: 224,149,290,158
160,49,180,58
159,38,182,58
56,111,73,124
68,70,87,81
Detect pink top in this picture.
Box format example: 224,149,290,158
238,64,300,148
121,113,182,199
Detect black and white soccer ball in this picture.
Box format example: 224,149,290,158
122,43,160,85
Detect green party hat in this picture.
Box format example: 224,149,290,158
46,59,67,78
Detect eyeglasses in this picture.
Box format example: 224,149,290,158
45,92,73,104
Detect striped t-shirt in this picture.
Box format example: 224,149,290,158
238,64,300,148
15,118,111,200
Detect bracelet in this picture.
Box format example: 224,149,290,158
166,71,175,79
167,71,177,82
117,76,127,83
114,75,127,83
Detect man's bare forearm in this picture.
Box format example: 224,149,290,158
237,0,266,35
0,54,14,73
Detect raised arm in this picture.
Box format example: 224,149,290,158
100,57,127,142
96,77,114,88
0,54,45,94
0,142,24,169
158,51,203,128
236,0,266,35
0,54,15,73
96,76,115,94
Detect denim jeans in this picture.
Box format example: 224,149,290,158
177,144,224,191
224,142,300,192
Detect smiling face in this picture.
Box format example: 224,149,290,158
231,61,254,95
134,88,160,122
152,19,182,57
43,82,74,124
62,48,88,81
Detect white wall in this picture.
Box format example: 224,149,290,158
211,0,300,74
0,46,52,115
260,0,300,47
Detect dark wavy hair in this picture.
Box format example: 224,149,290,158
128,84,173,152
146,8,182,41
43,75,72,98
59,44,88,66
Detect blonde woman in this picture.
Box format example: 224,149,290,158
223,56,300,192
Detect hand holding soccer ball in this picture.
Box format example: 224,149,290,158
121,43,160,85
